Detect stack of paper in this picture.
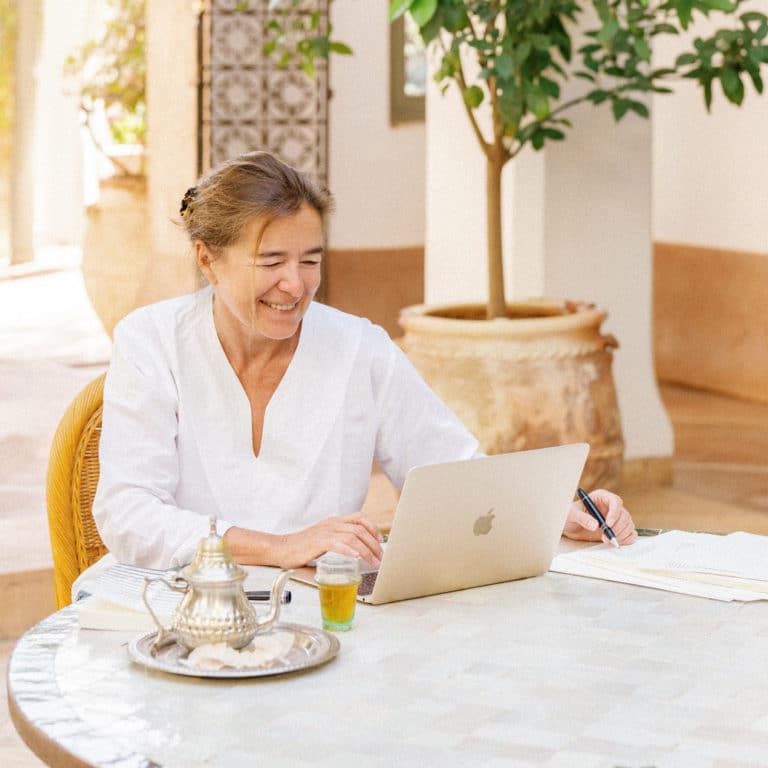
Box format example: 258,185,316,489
550,530,768,602
74,563,183,631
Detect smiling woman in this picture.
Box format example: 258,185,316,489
85,150,634,586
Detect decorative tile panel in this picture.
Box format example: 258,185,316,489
199,0,329,183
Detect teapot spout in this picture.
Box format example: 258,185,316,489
254,569,294,633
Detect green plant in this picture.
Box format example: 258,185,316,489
267,0,768,318
64,0,146,175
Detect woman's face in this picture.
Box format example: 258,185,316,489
198,203,324,343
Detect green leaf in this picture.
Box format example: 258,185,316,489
652,23,679,35
596,18,619,43
741,12,767,25
676,0,694,30
744,60,764,93
300,59,316,79
540,76,560,98
419,7,443,44
329,42,353,55
627,99,650,117
389,0,414,22
442,3,469,32
586,88,610,104
675,52,698,66
702,0,736,11
541,127,565,140
526,88,550,119
634,37,652,61
749,45,768,63
575,71,596,82
612,97,631,120
720,66,744,104
463,85,484,109
532,130,545,150
514,41,533,66
409,0,438,28
496,53,514,79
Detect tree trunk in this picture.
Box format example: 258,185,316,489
486,152,506,319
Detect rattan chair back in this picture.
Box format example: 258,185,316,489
46,373,109,608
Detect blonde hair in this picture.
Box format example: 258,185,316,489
180,151,333,255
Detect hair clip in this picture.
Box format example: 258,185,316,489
180,187,197,217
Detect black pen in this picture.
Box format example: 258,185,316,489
577,488,619,548
246,590,292,604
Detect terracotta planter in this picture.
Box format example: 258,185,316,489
398,300,624,490
81,174,150,337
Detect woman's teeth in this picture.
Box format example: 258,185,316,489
263,300,297,311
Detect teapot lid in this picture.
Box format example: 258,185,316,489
182,516,246,586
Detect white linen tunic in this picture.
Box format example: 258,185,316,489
93,287,479,568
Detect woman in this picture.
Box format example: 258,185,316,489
93,151,636,571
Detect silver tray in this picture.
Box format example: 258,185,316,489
127,622,340,679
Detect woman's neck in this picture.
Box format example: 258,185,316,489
212,295,300,373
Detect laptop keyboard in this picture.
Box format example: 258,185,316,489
358,570,378,597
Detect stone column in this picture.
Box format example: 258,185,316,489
10,0,42,265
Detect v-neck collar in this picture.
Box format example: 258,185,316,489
177,288,362,523
202,287,313,460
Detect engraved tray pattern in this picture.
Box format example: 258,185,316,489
127,622,340,679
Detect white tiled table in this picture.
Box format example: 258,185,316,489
8,569,768,768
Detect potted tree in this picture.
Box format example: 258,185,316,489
275,0,768,486
65,0,148,336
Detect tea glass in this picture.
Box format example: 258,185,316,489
315,553,361,631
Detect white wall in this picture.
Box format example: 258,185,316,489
34,0,102,247
653,1,768,253
142,0,199,300
327,1,425,249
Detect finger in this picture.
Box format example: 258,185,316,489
614,519,637,545
570,505,599,533
337,530,381,568
342,514,383,543
589,489,623,526
341,522,383,561
611,513,635,539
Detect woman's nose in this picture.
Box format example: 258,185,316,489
277,264,302,295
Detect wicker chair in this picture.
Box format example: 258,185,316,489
47,373,109,608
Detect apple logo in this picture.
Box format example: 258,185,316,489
473,508,495,536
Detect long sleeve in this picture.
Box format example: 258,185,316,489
371,327,481,489
93,310,234,568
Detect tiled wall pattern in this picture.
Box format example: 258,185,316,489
200,0,329,180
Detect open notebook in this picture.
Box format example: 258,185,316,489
550,529,768,602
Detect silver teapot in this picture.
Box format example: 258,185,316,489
142,516,292,652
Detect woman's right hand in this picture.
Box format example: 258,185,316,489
278,514,383,569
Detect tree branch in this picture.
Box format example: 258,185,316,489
439,34,490,157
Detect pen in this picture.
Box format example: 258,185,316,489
577,488,619,548
246,590,292,604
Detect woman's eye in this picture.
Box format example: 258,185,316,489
302,259,321,266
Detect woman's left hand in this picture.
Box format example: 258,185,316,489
562,488,637,546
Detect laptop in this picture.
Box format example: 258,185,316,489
294,443,589,604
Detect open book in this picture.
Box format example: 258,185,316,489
550,530,768,602
74,563,184,631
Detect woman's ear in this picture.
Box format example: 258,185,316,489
196,242,218,285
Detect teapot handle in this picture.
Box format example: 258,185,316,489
142,575,187,653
